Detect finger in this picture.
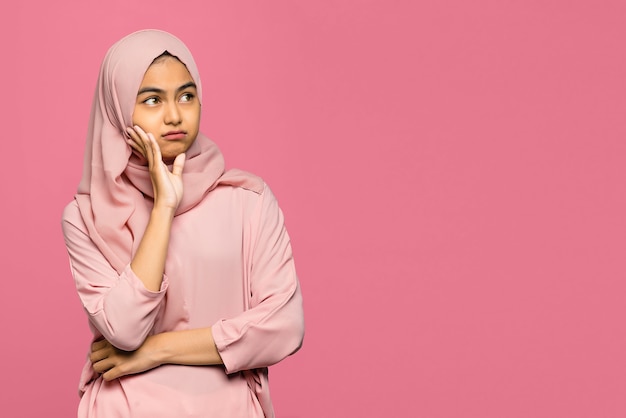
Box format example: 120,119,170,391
133,124,147,137
92,358,116,374
126,127,147,157
89,347,110,363
131,126,164,169
102,366,123,382
171,153,186,177
126,138,143,153
134,125,155,149
91,339,108,352
146,132,163,164
134,126,155,167
126,126,144,146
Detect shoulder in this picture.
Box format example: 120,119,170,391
61,199,87,235
214,170,283,217
218,168,265,196
61,199,80,224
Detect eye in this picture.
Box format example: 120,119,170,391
143,97,160,105
180,93,195,103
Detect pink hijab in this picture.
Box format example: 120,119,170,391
76,29,261,274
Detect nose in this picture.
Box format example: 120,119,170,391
164,101,182,125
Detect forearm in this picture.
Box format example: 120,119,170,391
151,327,223,367
131,206,175,291
63,205,168,351
212,281,304,373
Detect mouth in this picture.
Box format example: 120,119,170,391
162,130,187,141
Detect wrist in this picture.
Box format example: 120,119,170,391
146,333,169,367
150,205,176,220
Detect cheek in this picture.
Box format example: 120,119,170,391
131,105,145,126
131,109,146,127
186,107,201,130
132,111,160,130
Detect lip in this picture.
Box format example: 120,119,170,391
162,130,187,140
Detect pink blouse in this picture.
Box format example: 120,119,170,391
62,182,304,418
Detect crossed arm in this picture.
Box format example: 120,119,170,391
89,126,223,380
66,126,303,382
90,328,222,381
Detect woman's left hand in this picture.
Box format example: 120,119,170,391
90,337,161,381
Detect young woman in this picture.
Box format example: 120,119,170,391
62,29,304,417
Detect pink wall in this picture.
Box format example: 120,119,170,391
2,0,625,416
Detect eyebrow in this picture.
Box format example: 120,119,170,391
137,82,197,96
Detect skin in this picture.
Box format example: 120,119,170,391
126,56,200,291
90,56,223,381
129,55,200,165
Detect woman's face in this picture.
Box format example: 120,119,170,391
132,56,201,163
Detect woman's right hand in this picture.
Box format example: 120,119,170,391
126,125,185,211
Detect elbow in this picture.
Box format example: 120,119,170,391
101,323,148,351
91,279,163,351
108,334,146,352
272,308,305,359
276,283,305,356
287,313,305,355
250,317,304,370
90,311,149,351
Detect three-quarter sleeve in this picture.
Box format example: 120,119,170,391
212,185,305,374
62,201,167,351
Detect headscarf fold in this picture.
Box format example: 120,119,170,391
75,29,262,274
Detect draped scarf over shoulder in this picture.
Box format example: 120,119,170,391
75,29,261,274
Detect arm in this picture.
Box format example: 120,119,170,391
62,210,168,351
126,125,185,292
62,127,185,350
89,185,304,377
90,328,223,381
209,184,304,373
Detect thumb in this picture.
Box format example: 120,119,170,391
171,153,186,177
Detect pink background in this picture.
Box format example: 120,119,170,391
1,1,625,417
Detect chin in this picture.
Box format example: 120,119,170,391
161,145,188,161
163,155,180,163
